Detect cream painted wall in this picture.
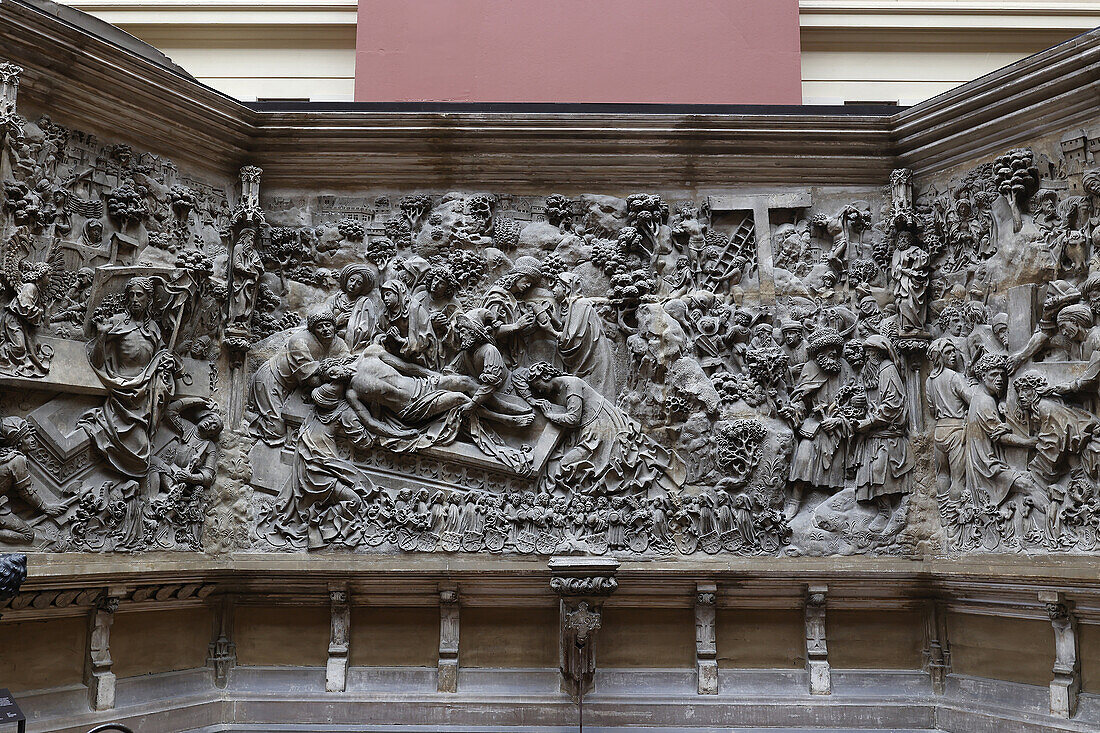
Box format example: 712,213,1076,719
59,1,1100,105
801,1,1100,105
61,1,358,101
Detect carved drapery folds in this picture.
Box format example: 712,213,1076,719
0,50,1098,562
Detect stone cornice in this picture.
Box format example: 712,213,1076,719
247,111,897,190
9,554,1100,621
0,0,255,178
893,27,1100,176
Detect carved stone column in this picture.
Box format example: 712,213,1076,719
207,594,237,689
550,556,619,700
694,583,718,695
804,584,830,695
225,164,266,427
438,587,460,693
0,61,19,133
85,593,120,711
326,584,350,693
1040,591,1079,718
922,600,949,695
0,61,21,212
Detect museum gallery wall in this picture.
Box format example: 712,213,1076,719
2,1,1100,730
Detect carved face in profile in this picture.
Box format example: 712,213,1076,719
382,288,401,311
941,343,961,371
1058,319,1084,342
510,275,533,294
993,322,1009,349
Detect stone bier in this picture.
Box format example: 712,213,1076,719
1,55,1100,562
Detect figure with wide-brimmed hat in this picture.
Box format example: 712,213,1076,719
783,327,848,518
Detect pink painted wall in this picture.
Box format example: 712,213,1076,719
355,0,801,104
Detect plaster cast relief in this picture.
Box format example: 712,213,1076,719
2,58,1100,559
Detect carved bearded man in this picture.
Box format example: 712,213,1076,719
851,335,914,530
964,354,1046,510
81,277,182,478
785,328,848,516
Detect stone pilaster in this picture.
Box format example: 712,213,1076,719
922,600,949,695
326,584,350,693
207,594,237,689
694,583,718,695
437,587,460,693
85,593,119,711
805,584,829,695
1040,591,1079,718
550,556,619,700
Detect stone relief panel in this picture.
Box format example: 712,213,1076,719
3,57,1100,558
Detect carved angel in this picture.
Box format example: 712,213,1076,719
0,246,67,377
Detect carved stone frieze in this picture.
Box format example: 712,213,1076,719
0,46,1098,563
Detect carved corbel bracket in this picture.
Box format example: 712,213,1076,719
1039,590,1080,718
695,582,718,695
85,587,126,711
207,594,236,689
438,585,460,693
805,584,830,695
922,600,950,695
325,583,350,693
550,556,619,700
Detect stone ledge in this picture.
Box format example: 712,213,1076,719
12,667,1099,733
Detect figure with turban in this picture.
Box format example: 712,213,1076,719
782,327,848,518
1008,299,1100,370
